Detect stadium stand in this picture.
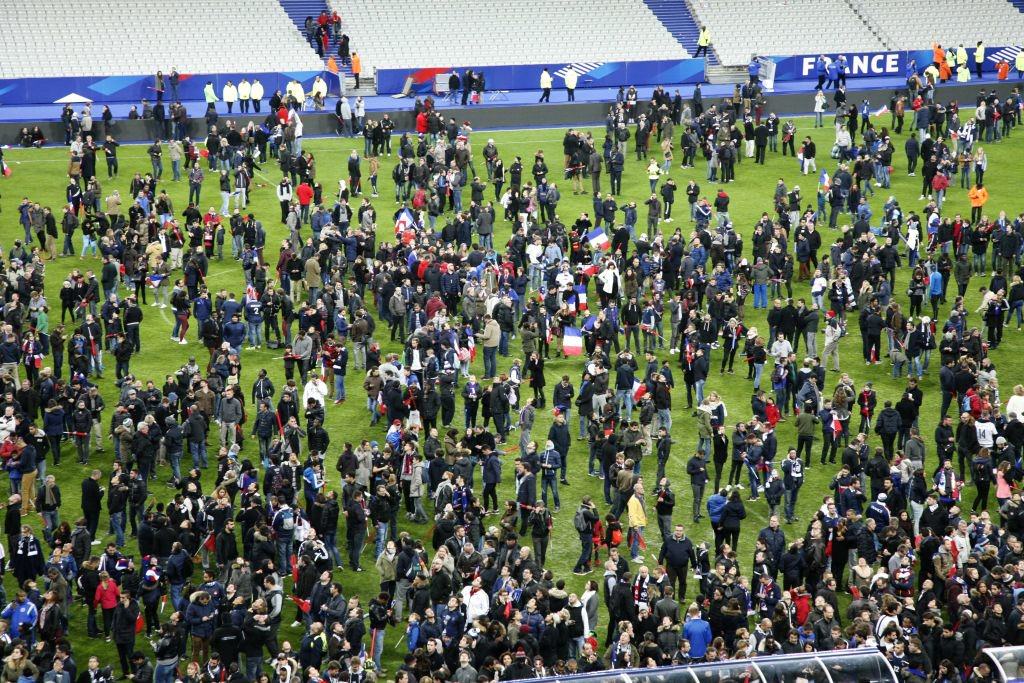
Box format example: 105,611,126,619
0,0,323,79
686,0,887,65
325,0,689,72
856,0,1024,50
643,0,718,64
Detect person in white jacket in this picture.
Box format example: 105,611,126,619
237,79,251,113
222,81,238,113
1006,385,1024,421
813,90,827,127
461,576,490,623
250,79,264,112
303,375,329,410
564,68,578,101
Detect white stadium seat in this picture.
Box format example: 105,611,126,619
0,0,324,79
326,0,689,74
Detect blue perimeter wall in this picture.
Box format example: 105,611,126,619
0,48,1017,106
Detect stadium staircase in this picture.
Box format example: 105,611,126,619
278,0,379,95
839,0,897,49
643,0,718,64
1007,0,1024,12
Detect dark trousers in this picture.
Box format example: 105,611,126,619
797,435,815,465
666,564,689,600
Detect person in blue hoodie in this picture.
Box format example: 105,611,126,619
192,291,213,342
815,55,828,90
706,488,727,549
748,57,761,85
184,590,216,662
928,267,944,319
837,55,849,87
243,295,263,349
1,590,38,642
221,313,246,353
825,59,840,90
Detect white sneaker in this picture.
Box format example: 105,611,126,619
631,556,645,563
290,621,302,628
91,540,102,545
918,195,925,200
178,339,188,345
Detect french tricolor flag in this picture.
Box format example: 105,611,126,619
563,327,583,356
571,285,588,311
831,413,843,438
587,229,610,251
632,380,648,402
583,263,600,277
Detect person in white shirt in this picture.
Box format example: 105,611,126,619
564,68,578,101
975,411,998,448
303,376,329,409
1006,384,1024,421
770,333,793,362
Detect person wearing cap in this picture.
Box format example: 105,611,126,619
866,492,891,528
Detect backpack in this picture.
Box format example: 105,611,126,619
573,508,588,533
277,507,295,532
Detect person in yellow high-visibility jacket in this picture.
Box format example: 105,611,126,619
975,41,986,79
1016,50,1024,79
696,26,711,58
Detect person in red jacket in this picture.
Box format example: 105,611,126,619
95,570,121,640
295,181,313,223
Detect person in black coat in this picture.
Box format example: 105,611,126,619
111,594,141,677
81,470,104,540
546,414,571,484
343,489,367,571
4,495,21,561
719,490,746,551
516,462,537,534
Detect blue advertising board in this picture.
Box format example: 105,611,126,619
769,46,1018,83
0,71,322,107
375,59,706,95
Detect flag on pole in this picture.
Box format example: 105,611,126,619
632,380,648,402
563,327,583,355
202,532,216,551
586,229,610,251
290,553,299,583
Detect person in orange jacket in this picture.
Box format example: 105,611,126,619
969,182,989,223
351,52,362,89
932,42,945,67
